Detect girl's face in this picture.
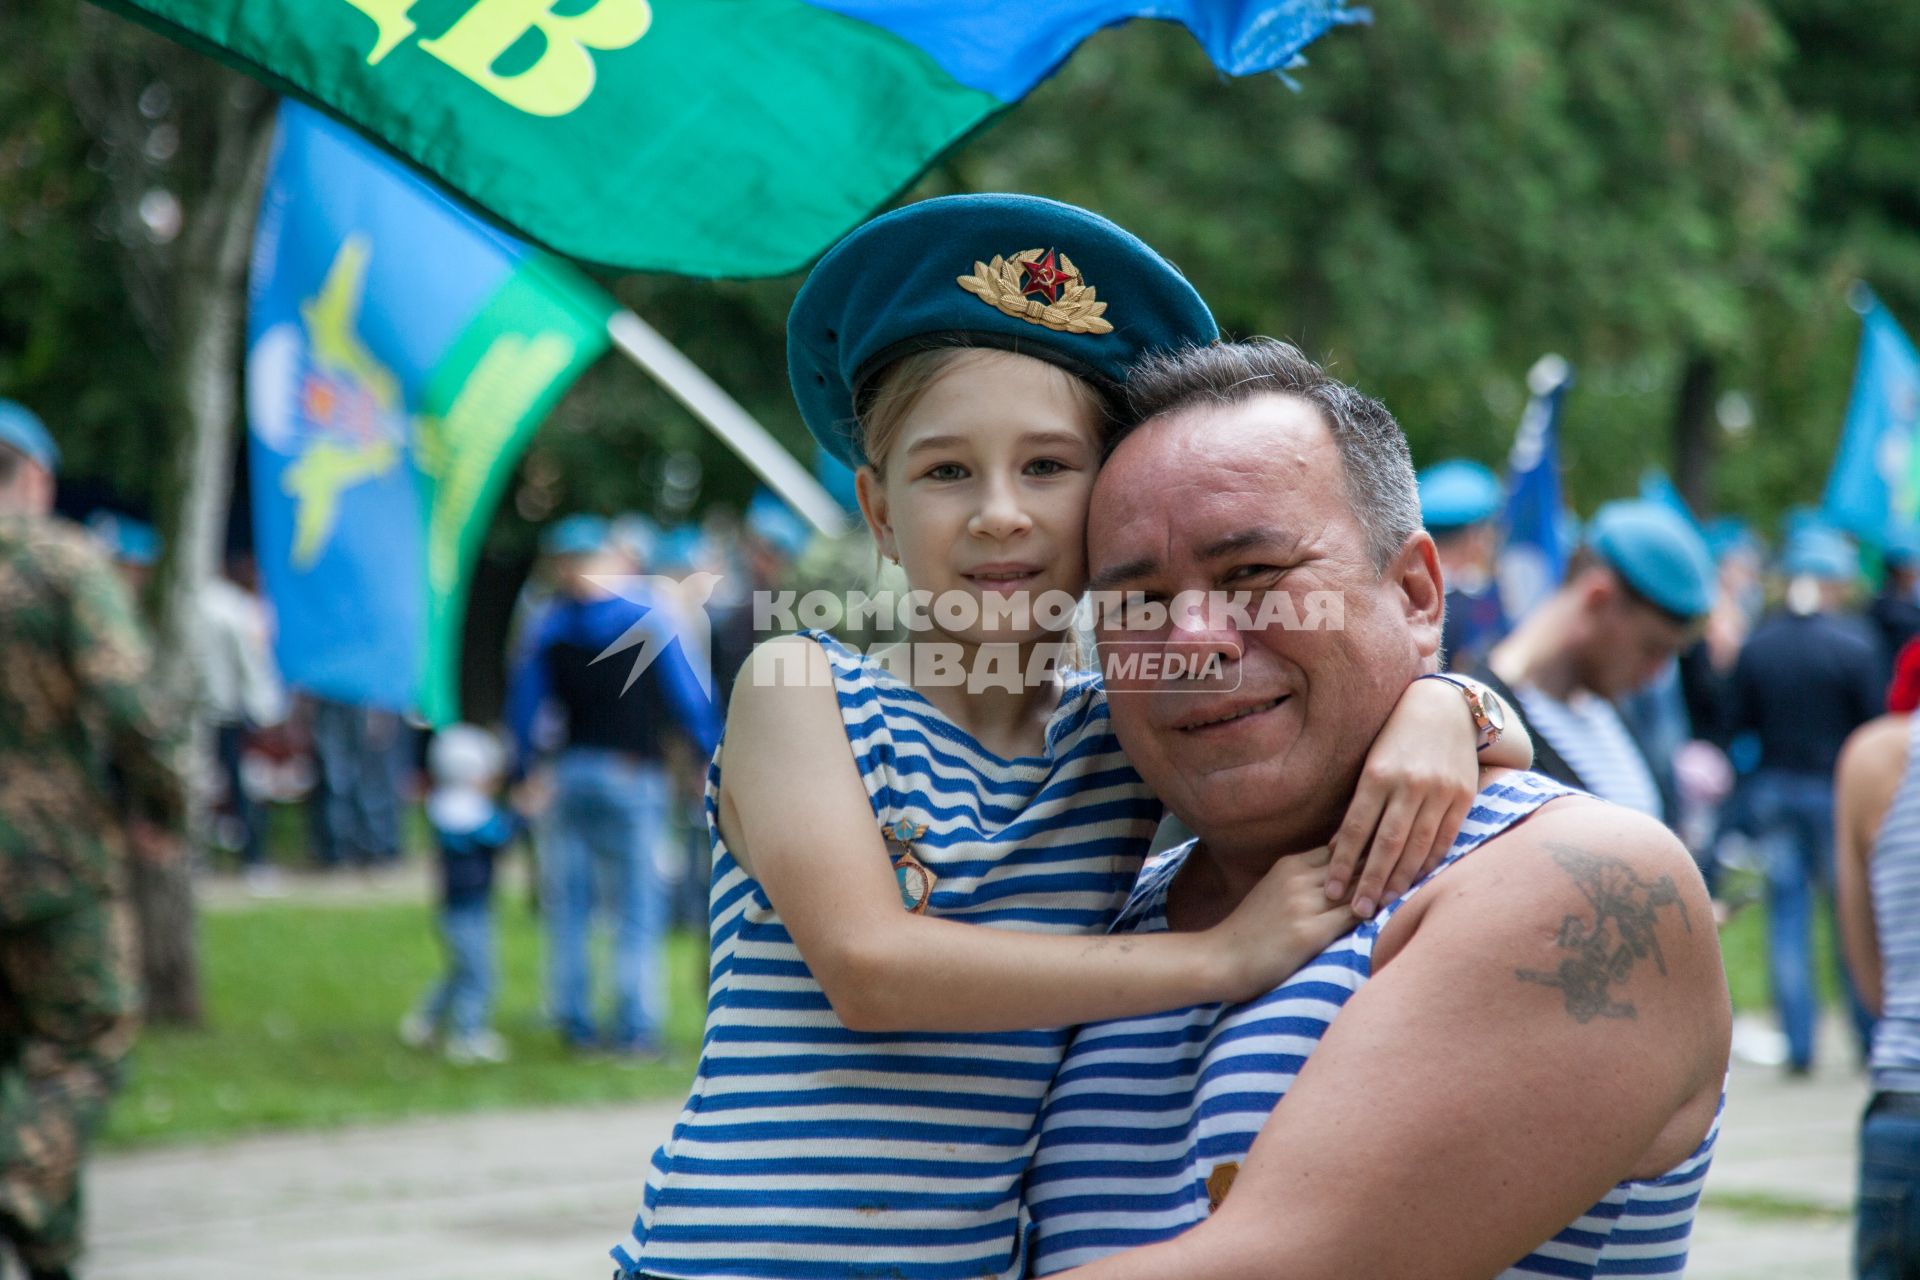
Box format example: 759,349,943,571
856,349,1103,646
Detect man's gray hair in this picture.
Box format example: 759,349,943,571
1117,338,1422,570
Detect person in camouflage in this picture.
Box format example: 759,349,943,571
0,401,185,1280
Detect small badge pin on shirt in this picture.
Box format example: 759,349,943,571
1206,1161,1239,1212
883,817,935,914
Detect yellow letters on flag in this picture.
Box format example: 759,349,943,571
340,0,652,117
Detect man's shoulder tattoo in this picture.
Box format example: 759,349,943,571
1514,842,1692,1024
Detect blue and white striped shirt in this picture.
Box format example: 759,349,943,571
1024,771,1720,1279
1512,683,1663,820
614,631,1162,1279
1870,716,1920,1094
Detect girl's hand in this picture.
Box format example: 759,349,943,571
1211,846,1355,1001
1324,677,1483,921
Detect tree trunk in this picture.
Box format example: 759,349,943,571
135,78,272,1027
1672,352,1719,517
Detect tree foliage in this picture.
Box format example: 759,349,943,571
956,0,1807,511
2,0,1915,542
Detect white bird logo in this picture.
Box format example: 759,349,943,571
583,572,725,701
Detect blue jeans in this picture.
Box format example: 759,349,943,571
1857,1095,1920,1278
1750,770,1876,1069
215,722,262,868
417,902,494,1038
540,750,670,1048
307,698,404,867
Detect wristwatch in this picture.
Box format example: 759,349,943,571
1415,673,1507,753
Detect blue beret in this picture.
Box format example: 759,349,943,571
87,511,161,566
1780,506,1829,545
789,194,1218,468
1703,517,1760,563
1417,460,1503,531
115,518,161,567
654,524,707,573
0,399,58,473
1587,499,1715,621
1886,526,1920,571
812,448,861,515
539,514,609,558
610,512,660,564
1783,528,1858,582
746,490,813,560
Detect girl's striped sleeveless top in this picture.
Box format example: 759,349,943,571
614,630,1162,1280
1869,715,1920,1094
1024,772,1722,1279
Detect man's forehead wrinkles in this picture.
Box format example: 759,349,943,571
1196,525,1302,562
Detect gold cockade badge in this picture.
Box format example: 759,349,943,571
956,248,1114,335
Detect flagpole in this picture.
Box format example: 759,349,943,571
605,310,848,538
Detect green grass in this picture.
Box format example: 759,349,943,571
105,897,708,1149
1715,866,1849,1014
1702,1190,1851,1225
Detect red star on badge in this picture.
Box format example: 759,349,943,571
1019,250,1071,303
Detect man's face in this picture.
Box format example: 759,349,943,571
1575,573,1695,700
1087,393,1443,853
0,458,53,519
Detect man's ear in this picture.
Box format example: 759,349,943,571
1392,530,1446,658
1578,566,1620,617
854,465,895,563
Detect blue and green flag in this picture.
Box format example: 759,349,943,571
1499,355,1574,620
247,101,613,721
1824,291,1920,550
95,0,1362,275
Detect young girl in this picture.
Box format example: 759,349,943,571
612,195,1529,1280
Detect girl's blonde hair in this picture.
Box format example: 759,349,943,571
855,345,1111,475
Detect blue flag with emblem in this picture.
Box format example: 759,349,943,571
1498,354,1574,621
247,101,615,719
1823,289,1920,549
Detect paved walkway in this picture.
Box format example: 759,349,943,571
91,1031,1867,1280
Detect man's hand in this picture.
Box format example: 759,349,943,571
510,770,554,819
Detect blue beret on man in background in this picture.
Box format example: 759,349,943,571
0,399,59,474
1419,458,1510,672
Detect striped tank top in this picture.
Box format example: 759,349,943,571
1025,771,1722,1279
1869,716,1920,1094
1511,683,1663,819
614,631,1162,1279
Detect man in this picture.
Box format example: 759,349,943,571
1022,341,1728,1278
507,514,720,1056
0,400,185,1279
193,551,287,890
1417,458,1509,673
1733,527,1883,1076
85,512,162,603
1473,500,1716,825
1834,702,1920,1279
1868,527,1920,672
